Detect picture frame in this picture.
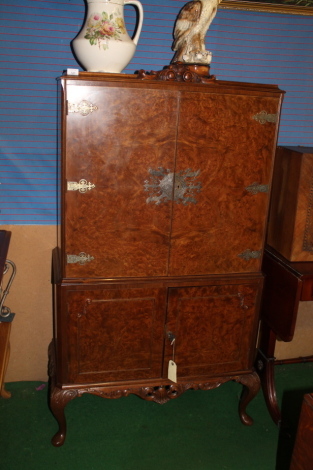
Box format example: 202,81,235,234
220,0,313,16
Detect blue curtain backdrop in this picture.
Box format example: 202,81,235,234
0,0,312,224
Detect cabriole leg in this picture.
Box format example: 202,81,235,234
48,341,78,446
237,371,261,425
50,383,78,447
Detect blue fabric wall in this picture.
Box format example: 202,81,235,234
0,0,312,224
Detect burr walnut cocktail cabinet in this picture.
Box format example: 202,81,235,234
50,69,284,446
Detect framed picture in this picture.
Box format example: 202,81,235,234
220,0,313,15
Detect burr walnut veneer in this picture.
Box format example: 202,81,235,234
50,69,284,446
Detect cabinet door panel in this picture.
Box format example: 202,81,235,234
169,92,281,275
164,282,261,378
64,85,178,278
66,286,166,384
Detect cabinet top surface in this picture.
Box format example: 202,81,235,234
59,71,285,96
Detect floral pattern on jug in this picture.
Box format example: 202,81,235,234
84,10,126,50
72,0,144,73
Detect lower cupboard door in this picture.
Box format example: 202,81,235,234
164,282,261,379
65,287,166,384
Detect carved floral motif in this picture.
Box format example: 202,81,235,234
49,339,260,446
138,63,215,84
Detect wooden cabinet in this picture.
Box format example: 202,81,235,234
267,146,313,261
50,68,284,446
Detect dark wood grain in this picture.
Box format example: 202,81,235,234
49,341,261,446
60,77,283,279
51,72,284,445
64,86,178,278
255,323,281,426
261,248,302,341
164,281,262,378
290,393,313,470
0,231,11,282
170,92,280,275
65,286,167,383
267,146,313,262
0,231,12,399
257,246,313,426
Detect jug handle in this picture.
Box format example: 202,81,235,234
124,0,144,46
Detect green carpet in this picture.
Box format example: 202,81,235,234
1,363,312,469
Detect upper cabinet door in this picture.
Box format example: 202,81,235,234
63,84,178,278
169,91,281,276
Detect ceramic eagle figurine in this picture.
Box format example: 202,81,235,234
171,0,222,65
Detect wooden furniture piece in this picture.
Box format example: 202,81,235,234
257,146,313,425
267,146,313,262
290,393,313,470
50,65,284,446
257,246,313,425
0,230,13,399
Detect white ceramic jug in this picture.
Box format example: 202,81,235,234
72,0,144,73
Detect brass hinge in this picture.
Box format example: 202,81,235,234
67,253,94,265
252,111,278,124
67,100,98,116
245,182,269,195
238,249,262,261
67,179,95,193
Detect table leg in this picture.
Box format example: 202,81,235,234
256,321,281,426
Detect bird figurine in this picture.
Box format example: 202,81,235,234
171,0,222,65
